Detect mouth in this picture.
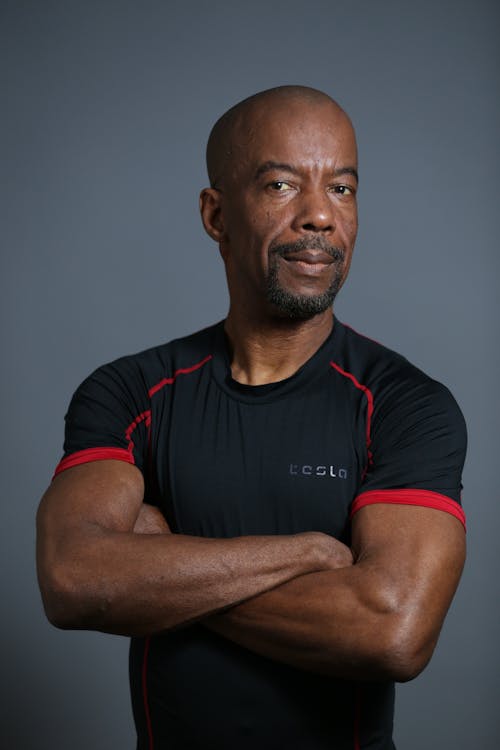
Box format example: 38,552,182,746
282,250,334,265
280,249,338,276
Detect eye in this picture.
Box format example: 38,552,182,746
332,184,355,196
268,181,293,192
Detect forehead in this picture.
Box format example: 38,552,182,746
230,99,357,177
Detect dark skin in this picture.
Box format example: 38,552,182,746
135,502,464,681
201,92,358,384
36,87,465,681
37,460,351,635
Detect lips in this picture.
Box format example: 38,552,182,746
282,250,334,265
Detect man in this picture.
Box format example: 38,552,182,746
36,86,466,750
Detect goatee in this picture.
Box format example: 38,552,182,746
266,236,345,319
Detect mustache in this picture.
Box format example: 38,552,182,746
269,236,345,261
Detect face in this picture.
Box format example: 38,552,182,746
202,98,358,320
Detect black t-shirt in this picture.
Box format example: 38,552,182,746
54,319,466,750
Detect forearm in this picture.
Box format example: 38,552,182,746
204,565,401,680
203,505,465,682
38,523,341,637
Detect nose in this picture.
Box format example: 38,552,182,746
292,188,334,233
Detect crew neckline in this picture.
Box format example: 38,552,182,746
210,319,340,404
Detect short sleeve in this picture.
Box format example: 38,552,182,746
351,374,467,529
53,357,151,478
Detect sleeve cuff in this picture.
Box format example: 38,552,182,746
350,488,466,530
53,447,135,478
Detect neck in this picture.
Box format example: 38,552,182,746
224,306,334,385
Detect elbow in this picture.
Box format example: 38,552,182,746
381,644,432,683
315,612,435,682
353,577,442,682
38,577,80,630
37,561,97,630
375,615,437,683
40,592,78,631
44,604,80,631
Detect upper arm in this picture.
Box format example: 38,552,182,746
38,459,145,541
41,353,152,537
346,370,467,677
36,461,145,607
350,368,467,604
37,355,151,604
350,490,466,680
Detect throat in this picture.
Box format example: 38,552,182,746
224,312,334,386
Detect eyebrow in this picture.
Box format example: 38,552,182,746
254,161,359,183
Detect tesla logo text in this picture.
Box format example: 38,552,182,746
289,464,348,479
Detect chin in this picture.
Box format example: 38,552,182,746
265,267,342,319
266,285,338,319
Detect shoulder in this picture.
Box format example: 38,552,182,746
332,319,422,387
332,320,466,442
75,322,220,399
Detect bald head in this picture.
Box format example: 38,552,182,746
206,85,353,189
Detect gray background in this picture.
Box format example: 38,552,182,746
2,0,499,747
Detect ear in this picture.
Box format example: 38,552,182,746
199,188,226,243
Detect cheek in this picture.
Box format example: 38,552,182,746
339,206,358,246
243,212,283,258
225,193,293,255
249,204,278,232
227,203,268,243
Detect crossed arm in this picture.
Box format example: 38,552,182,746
36,460,465,682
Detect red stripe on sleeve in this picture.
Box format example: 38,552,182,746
350,489,466,530
53,447,135,477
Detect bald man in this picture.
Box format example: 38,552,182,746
37,86,466,750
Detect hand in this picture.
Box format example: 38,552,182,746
303,531,354,571
133,504,171,535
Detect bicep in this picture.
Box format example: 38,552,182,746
37,460,145,568
352,502,466,660
351,372,466,629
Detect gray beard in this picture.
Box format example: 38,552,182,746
265,237,345,320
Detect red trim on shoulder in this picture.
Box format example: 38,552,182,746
54,356,213,481
125,410,152,453
330,361,374,469
351,489,466,530
124,355,212,458
53,447,134,477
148,354,213,398
142,637,154,750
